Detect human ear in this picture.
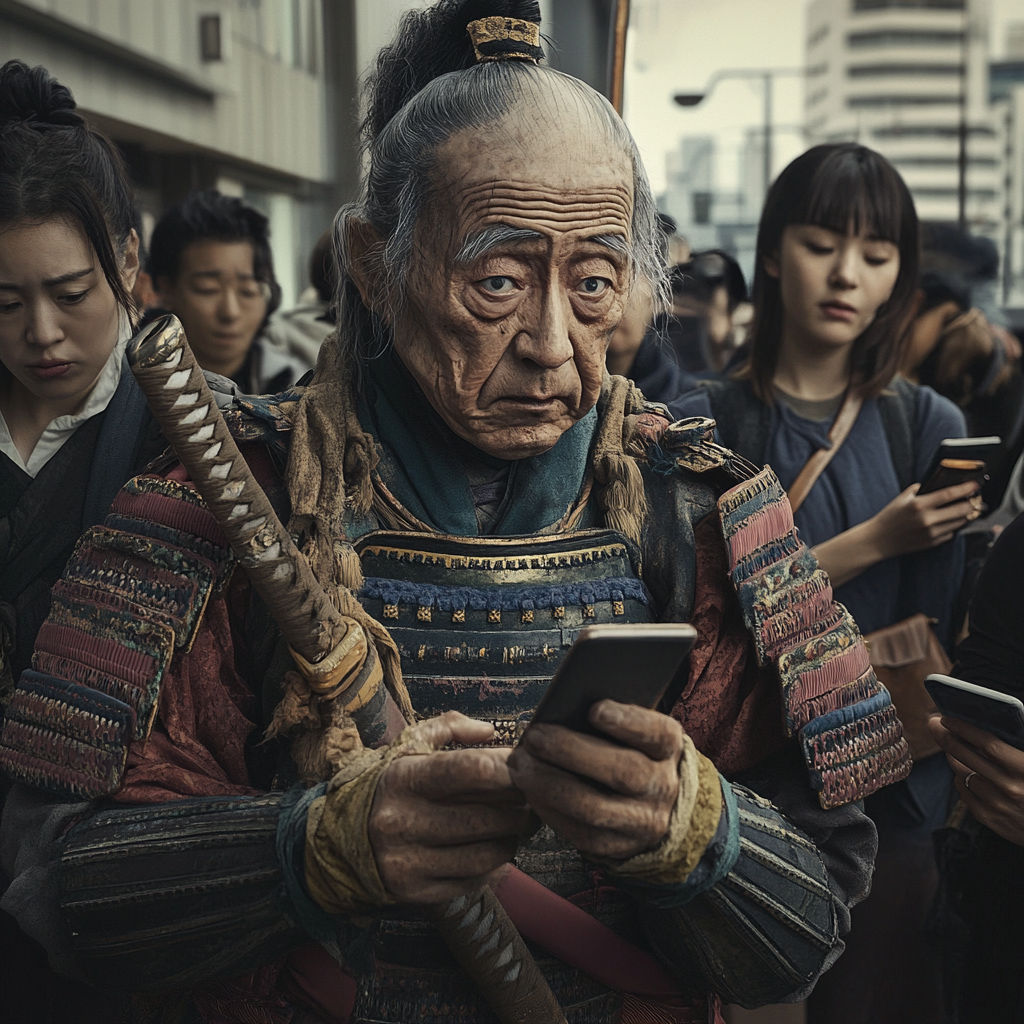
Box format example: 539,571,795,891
121,229,141,292
345,217,388,317
762,250,780,279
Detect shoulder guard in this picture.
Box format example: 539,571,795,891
718,468,911,808
0,476,234,799
630,413,761,488
220,386,302,463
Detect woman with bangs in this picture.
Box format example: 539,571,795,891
676,144,977,1023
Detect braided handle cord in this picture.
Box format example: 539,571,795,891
128,316,360,683
425,887,568,1024
130,317,566,1024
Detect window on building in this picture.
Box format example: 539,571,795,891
848,30,964,47
847,94,960,106
693,192,713,225
853,0,964,10
848,63,963,77
874,124,995,137
808,23,830,46
200,14,222,61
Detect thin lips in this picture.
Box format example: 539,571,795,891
821,300,856,313
28,359,72,369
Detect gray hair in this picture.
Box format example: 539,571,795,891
333,60,668,361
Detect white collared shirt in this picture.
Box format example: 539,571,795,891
0,335,127,479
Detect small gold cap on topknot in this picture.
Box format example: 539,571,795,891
467,17,543,64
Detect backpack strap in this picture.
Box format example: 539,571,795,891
876,377,918,491
701,378,772,468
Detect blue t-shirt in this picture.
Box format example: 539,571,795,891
673,384,967,645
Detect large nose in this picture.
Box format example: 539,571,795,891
513,279,575,369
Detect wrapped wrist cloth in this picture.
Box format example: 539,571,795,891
593,734,725,887
303,724,436,914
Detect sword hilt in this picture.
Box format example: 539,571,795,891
127,315,361,691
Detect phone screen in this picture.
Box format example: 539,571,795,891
527,624,697,735
925,675,1024,750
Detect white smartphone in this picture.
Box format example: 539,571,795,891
924,673,1024,751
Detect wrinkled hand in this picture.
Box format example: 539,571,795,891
872,480,981,558
508,699,683,861
369,712,530,904
929,713,1024,847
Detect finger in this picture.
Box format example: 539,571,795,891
509,749,672,854
922,480,982,508
589,701,686,762
516,723,672,799
408,711,497,751
379,840,518,903
932,723,1016,786
924,500,979,526
941,716,1024,774
398,748,521,801
371,800,531,847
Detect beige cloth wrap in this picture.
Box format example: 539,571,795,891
304,724,437,914
593,735,724,886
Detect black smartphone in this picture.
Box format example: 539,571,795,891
918,437,1001,496
526,623,697,735
925,673,1024,751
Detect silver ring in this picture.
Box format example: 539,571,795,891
964,771,978,792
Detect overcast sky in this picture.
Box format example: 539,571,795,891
622,0,1023,196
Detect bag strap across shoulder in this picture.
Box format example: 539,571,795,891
787,390,865,513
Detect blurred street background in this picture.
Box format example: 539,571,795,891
1,0,1020,331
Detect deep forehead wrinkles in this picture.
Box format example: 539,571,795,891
456,181,633,240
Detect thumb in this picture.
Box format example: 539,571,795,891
407,711,496,751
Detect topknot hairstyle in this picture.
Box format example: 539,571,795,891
0,60,137,317
334,0,666,363
147,189,282,320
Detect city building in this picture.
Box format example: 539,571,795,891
659,134,759,283
804,0,998,232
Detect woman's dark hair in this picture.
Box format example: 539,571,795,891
745,143,919,400
147,189,282,318
0,60,137,317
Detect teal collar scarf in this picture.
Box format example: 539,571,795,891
358,350,597,536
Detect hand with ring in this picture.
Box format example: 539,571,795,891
928,712,1024,847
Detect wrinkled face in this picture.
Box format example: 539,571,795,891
0,218,135,410
158,239,267,378
766,224,900,352
386,107,634,460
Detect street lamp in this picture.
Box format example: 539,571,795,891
673,68,804,198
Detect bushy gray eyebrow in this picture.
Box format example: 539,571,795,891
454,226,630,265
454,225,545,264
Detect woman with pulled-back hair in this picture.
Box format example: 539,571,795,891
0,59,163,1023
1,6,908,1022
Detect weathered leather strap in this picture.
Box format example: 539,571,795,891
787,390,865,514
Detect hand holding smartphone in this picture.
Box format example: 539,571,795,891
925,673,1024,751
525,623,697,736
918,437,1000,498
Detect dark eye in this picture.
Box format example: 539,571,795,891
805,241,833,255
864,253,892,267
0,299,21,314
479,276,517,295
60,290,89,305
577,277,610,296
